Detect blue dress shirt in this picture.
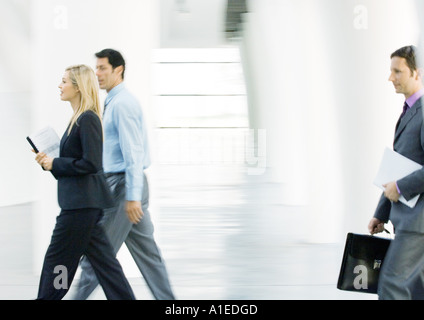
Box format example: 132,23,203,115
102,83,151,201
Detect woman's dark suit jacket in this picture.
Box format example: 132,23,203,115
51,110,113,210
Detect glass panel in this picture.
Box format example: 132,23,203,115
153,95,249,127
152,47,248,128
152,62,246,95
152,47,241,63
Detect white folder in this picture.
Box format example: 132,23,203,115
373,147,422,208
27,126,60,158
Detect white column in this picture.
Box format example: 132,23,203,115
30,0,159,275
417,0,424,66
240,0,419,242
240,0,345,242
240,0,311,207
317,0,419,240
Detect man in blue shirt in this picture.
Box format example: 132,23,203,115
72,49,175,300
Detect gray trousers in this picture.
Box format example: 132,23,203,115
72,173,175,300
378,230,424,300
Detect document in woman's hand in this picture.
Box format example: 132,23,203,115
27,126,60,158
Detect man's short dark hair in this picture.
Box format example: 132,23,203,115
391,45,417,75
95,48,126,79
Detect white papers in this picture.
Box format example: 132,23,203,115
27,126,60,158
374,147,422,208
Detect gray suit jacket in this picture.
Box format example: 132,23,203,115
374,97,424,232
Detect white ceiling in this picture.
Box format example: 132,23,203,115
159,0,230,48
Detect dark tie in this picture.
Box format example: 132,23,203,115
401,101,409,118
395,101,409,132
103,100,108,117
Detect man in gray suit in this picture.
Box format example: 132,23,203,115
368,45,424,299
72,49,175,300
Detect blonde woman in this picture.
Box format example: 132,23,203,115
34,65,135,300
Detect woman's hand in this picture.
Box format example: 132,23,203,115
34,152,54,171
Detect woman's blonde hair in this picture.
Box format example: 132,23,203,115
65,64,102,134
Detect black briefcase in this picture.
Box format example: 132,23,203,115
337,232,392,294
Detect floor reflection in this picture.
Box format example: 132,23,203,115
0,128,375,300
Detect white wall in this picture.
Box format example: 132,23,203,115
0,0,34,206
28,0,159,274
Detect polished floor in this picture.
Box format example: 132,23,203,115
0,130,375,300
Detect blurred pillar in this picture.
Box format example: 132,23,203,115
240,0,312,207
317,0,419,241
30,0,159,275
240,0,345,242
239,0,419,242
417,0,424,67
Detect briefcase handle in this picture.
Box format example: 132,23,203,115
372,228,393,239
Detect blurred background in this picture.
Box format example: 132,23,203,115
0,0,423,299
